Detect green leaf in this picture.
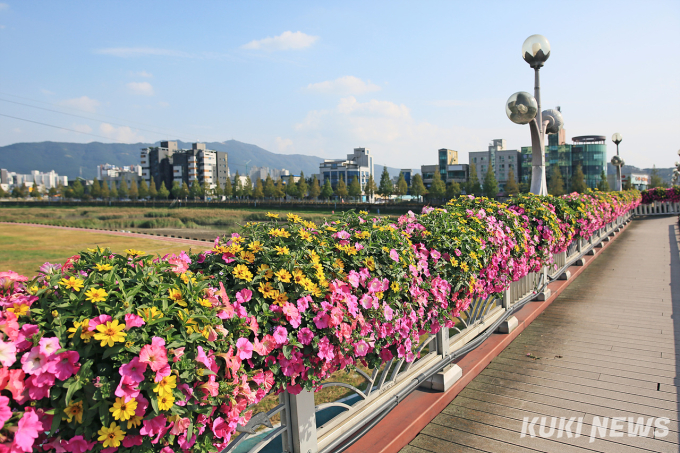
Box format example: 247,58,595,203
150,395,160,414
65,380,83,405
282,344,293,359
102,344,124,360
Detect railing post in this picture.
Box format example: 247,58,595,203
436,326,450,357
281,390,318,453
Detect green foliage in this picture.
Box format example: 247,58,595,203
363,175,377,198
321,179,334,199
274,179,285,198
264,175,275,198
309,175,321,199
138,179,149,199
171,181,181,199
504,169,519,195
649,165,665,188
157,181,169,200
348,176,362,199
395,172,408,199
336,178,349,198
428,171,446,200
179,182,190,199
410,173,427,200
446,181,461,200
297,171,308,198
90,178,102,198
285,175,298,198
254,179,265,199
570,165,587,193
597,170,610,192
377,167,393,198
548,165,565,196
129,179,139,200
466,163,482,196
118,179,129,199
223,177,233,198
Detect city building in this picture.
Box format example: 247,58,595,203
469,139,521,193
438,149,458,180
141,141,229,190
521,134,608,191
248,166,290,182
0,168,67,191
609,172,649,191
97,164,143,189
319,147,374,190
421,148,468,189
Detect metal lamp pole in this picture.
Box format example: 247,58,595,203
506,35,563,196
673,149,680,186
611,133,623,191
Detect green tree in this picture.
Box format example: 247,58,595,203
285,175,298,198
348,176,362,201
395,172,408,200
100,181,110,199
429,171,446,201
158,181,169,200
72,180,85,198
467,163,482,196
213,179,223,198
30,182,41,198
264,175,275,198
321,179,334,200
91,178,102,198
377,167,393,199
363,174,378,200
129,179,139,200
254,179,264,199
297,171,308,199
649,165,664,188
148,179,157,199
109,183,118,199
570,165,587,193
243,177,253,198
274,179,285,199
171,181,181,199
597,170,610,192
224,177,233,198
179,182,190,199
446,181,461,200
483,167,499,198
623,177,632,190
309,175,321,199
505,169,520,195
118,179,129,199
519,181,530,194
47,187,57,198
138,179,149,199
410,173,427,201
201,182,209,199
548,165,565,196
336,178,349,198
233,172,242,197
190,179,201,199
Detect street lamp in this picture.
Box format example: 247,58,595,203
506,34,563,196
611,133,624,191
673,149,680,186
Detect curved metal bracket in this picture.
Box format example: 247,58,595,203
529,118,549,195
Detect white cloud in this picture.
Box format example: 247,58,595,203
242,31,318,51
305,76,381,96
100,123,144,143
59,96,100,113
0,4,8,11
41,89,55,96
158,101,170,108
72,124,92,134
132,70,153,78
126,82,154,96
275,137,294,152
96,47,191,58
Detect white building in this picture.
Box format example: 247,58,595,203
0,168,67,191
319,148,374,190
468,139,521,192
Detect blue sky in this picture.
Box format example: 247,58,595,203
0,1,678,169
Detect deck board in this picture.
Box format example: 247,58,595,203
401,216,680,452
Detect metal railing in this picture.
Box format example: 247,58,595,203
223,211,633,453
634,201,680,216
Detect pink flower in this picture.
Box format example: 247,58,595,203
253,336,275,356
0,340,16,367
383,304,394,321
355,242,364,251
124,313,145,330
119,357,148,383
354,340,370,357
38,337,61,357
236,338,253,360
0,396,11,430
211,417,230,439
236,288,252,304
65,435,96,453
171,347,185,362
170,417,191,436
15,324,39,352
14,410,42,452
390,249,399,262
122,435,144,448
116,375,140,399
21,347,49,375
297,328,314,345
296,295,311,312
139,415,167,437
50,350,80,380
273,326,288,345
317,337,335,362
282,303,301,328
347,271,361,288
139,340,168,372
360,294,374,309
87,314,112,332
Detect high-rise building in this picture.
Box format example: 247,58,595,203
469,140,521,192
421,148,468,189
319,148,374,190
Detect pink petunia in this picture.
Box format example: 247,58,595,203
235,338,253,360
236,288,252,304
122,435,144,448
50,350,80,380
354,340,370,357
211,417,230,439
383,304,394,321
0,340,16,367
119,357,148,383
14,410,42,452
0,396,11,430
21,347,49,376
139,341,168,372
14,324,39,352
87,314,112,332
297,328,314,345
139,415,167,437
124,313,145,331
273,326,288,345
390,249,399,262
65,435,96,453
38,337,61,357
115,375,140,399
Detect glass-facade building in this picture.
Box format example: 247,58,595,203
520,134,607,191
319,148,374,191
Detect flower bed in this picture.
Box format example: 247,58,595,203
0,190,639,452
641,187,680,204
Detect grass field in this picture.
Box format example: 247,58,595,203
0,224,189,277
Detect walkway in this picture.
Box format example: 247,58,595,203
401,216,680,452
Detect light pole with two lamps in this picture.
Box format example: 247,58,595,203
611,133,624,191
506,34,564,196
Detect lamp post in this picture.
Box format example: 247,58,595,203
611,133,624,191
506,34,563,196
673,149,680,186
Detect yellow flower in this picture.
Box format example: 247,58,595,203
461,262,469,272
197,298,212,308
180,272,196,285
127,416,142,429
60,277,84,292
334,259,345,270
64,400,83,424
258,264,274,280
95,263,113,271
84,287,108,302
302,220,317,229
359,210,368,215
51,310,59,318
67,319,94,342
240,251,256,264
258,282,276,299
287,213,302,223
470,252,478,260
375,291,384,300
391,282,400,292
168,288,184,304
93,320,127,347
233,264,253,282
298,230,313,242
158,393,175,411
138,306,163,320
110,397,138,421
124,249,145,256
325,226,337,232
365,257,376,271
275,246,290,255
7,304,29,317
98,422,125,448
266,212,279,218
248,241,263,253
275,292,289,305
449,258,458,267
153,375,177,396
274,269,292,283
269,228,290,238
292,269,305,285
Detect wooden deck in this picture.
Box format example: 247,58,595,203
402,216,680,453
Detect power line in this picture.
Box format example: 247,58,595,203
0,113,128,143
0,98,198,142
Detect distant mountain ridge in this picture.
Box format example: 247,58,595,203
0,140,404,181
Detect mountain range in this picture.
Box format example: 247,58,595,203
0,140,404,181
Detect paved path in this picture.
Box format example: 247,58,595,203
402,216,680,452
0,221,214,248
